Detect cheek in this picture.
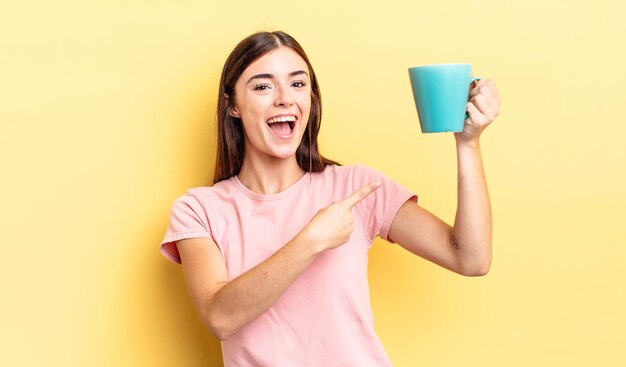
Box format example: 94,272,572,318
299,94,312,114
303,100,313,122
241,104,265,126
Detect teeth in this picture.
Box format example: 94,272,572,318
267,115,296,124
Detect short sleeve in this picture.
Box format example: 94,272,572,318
160,190,213,264
351,165,417,243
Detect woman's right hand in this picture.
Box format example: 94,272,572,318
299,181,381,252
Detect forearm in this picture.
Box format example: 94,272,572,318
207,233,321,339
204,181,380,339
452,140,492,275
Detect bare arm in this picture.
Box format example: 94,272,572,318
178,182,381,340
387,143,491,276
179,235,320,340
451,140,492,274
388,79,500,276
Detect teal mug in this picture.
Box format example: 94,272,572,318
408,63,480,133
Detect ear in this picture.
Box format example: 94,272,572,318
229,106,241,118
225,93,241,118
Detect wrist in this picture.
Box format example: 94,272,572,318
291,231,326,259
455,136,481,151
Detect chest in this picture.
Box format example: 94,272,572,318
210,196,370,280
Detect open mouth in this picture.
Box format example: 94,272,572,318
266,115,296,136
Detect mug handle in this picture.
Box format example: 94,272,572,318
465,77,482,120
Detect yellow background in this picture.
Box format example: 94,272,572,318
2,0,625,365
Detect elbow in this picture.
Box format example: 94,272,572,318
462,262,491,277
208,323,232,341
459,253,492,277
450,230,492,277
203,306,237,341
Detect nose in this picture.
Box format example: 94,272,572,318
274,85,294,107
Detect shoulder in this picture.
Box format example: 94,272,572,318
313,164,390,196
327,164,386,182
173,179,235,208
318,163,378,176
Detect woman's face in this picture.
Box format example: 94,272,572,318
229,46,311,161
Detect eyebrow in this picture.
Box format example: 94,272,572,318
246,70,309,85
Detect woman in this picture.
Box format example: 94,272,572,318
161,31,500,366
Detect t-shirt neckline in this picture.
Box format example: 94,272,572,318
229,172,311,201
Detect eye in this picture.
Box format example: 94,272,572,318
291,81,306,88
253,83,272,91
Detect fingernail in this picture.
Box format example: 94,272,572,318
374,181,381,187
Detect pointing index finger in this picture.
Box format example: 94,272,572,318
342,181,382,209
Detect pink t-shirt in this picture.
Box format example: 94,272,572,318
161,164,417,366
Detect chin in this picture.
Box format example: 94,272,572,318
271,150,298,160
267,143,301,160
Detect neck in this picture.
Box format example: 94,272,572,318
237,152,306,195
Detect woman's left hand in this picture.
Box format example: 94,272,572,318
455,79,501,144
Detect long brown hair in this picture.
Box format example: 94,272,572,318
213,31,339,184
